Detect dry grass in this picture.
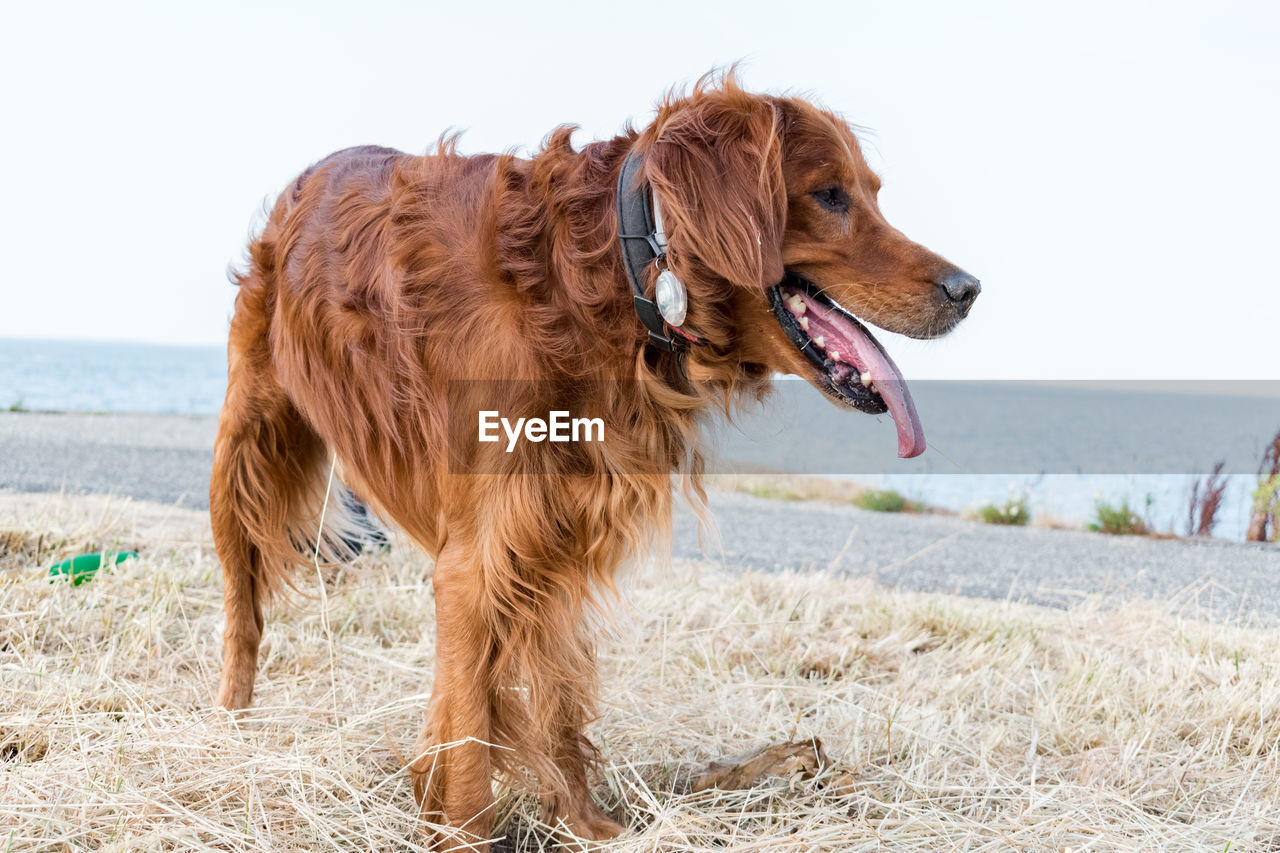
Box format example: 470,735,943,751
707,473,872,505
2,494,1280,851
710,474,941,515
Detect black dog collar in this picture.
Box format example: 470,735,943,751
616,150,700,353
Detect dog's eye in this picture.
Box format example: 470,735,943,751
811,186,850,213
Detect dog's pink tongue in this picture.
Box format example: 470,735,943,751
803,295,927,459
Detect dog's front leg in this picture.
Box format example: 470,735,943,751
412,541,496,851
541,679,627,843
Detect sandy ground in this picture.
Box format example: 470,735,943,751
2,411,1278,622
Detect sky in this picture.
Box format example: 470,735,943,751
1,0,1276,380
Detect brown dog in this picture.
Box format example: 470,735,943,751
211,73,977,849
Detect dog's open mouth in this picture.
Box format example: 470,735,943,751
768,274,926,458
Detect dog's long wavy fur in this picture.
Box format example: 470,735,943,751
212,70,973,848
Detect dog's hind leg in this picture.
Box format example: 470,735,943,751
211,389,325,710
211,269,328,709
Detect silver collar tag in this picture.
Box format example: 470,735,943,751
650,194,688,327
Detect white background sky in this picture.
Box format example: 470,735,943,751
1,0,1276,380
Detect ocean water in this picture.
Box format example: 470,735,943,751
1,338,1275,540
711,380,1280,542
0,338,226,414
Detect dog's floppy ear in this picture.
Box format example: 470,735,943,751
644,90,786,290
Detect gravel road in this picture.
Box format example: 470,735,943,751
3,411,1277,620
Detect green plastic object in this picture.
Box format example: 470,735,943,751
48,551,138,586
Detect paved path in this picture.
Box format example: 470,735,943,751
0,412,215,509
3,411,1277,620
671,490,1279,620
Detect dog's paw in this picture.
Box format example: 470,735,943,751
542,796,626,846
214,675,253,711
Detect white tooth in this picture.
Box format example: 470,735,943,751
869,381,877,393
860,371,872,387
814,335,826,348
786,296,806,315
798,316,809,330
828,350,841,361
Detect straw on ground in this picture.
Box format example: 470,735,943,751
1,494,1278,851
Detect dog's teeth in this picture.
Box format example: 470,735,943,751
869,381,878,393
788,297,807,315
860,371,872,387
828,350,841,362
813,335,826,348
798,316,809,330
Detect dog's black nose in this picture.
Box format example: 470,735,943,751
937,269,981,317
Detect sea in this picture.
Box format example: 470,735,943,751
2,338,1276,541
0,338,227,415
